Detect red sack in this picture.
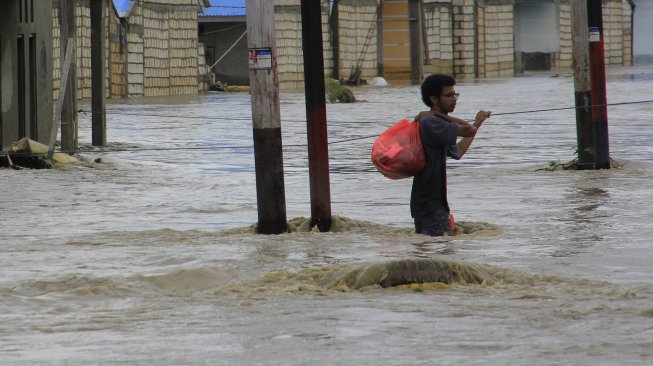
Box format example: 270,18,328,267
371,119,425,179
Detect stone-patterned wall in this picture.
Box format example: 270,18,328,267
274,4,305,90
197,43,210,91
52,0,106,102
109,9,126,97
274,0,333,90
451,0,475,78
168,8,199,95
143,6,171,96
603,0,633,66
555,1,573,72
423,2,454,75
126,5,144,96
53,0,201,99
75,2,93,100
141,1,200,96
476,4,486,77
423,2,453,74
479,0,514,78
555,0,632,72
336,0,378,81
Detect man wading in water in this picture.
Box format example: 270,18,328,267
412,73,491,236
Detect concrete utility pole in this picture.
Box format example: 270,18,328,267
587,0,610,169
570,0,594,169
58,0,77,152
91,0,107,147
246,0,288,234
300,0,332,232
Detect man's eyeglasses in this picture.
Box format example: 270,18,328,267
441,92,460,99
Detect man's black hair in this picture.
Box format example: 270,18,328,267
421,73,456,107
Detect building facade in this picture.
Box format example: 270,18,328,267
202,0,637,91
49,0,640,101
52,0,209,102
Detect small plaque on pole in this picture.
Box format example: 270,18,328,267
589,27,600,43
248,48,272,69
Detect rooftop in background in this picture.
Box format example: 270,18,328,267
112,0,137,18
200,0,246,17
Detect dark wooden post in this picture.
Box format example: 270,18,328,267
58,0,77,152
570,0,594,169
246,0,288,234
329,0,340,80
408,0,422,85
91,0,107,146
300,0,332,232
587,0,610,168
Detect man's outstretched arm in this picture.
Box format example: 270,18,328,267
456,110,491,157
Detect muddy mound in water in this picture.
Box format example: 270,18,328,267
328,258,496,289
270,258,498,291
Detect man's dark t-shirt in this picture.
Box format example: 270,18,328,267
410,115,460,221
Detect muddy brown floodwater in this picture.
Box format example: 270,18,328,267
2,66,653,365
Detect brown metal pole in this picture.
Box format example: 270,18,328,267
300,0,332,232
587,0,610,169
570,0,594,169
246,0,288,234
91,0,107,147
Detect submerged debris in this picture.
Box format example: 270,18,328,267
325,78,357,103
1,138,78,169
539,157,624,171
209,79,249,93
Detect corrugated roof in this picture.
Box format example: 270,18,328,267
200,0,246,17
112,0,136,18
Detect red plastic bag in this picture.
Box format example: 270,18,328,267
371,119,425,179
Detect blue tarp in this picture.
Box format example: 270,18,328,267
112,0,136,18
200,0,246,17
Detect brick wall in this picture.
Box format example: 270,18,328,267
52,0,202,100
126,5,144,96
422,2,454,75
336,0,378,81
603,0,633,66
274,0,335,90
481,1,514,78
451,0,475,78
555,0,632,72
555,1,573,72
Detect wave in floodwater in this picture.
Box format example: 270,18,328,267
2,216,644,305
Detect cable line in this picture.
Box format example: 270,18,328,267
78,99,653,125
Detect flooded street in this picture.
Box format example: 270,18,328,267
2,66,653,365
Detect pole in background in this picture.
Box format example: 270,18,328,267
570,0,594,169
587,0,610,169
408,0,422,85
91,0,107,147
329,0,340,80
58,0,78,152
246,0,288,234
300,0,332,232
